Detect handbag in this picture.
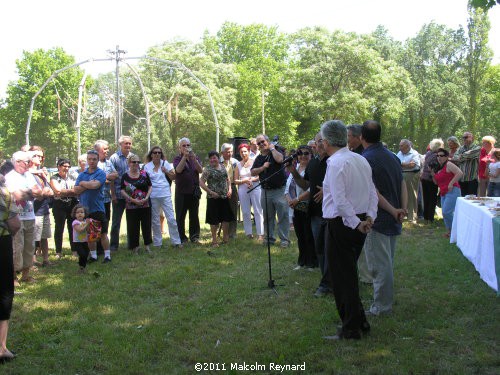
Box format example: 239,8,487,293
193,185,202,199
294,200,309,213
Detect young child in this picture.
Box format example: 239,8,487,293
488,150,500,197
71,204,90,272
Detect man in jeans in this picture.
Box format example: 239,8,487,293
251,134,290,248
109,135,133,251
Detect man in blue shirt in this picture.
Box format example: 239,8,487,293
74,150,111,263
109,135,134,251
361,120,407,316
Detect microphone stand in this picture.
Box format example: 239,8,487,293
248,157,293,293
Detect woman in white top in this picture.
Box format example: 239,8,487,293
285,145,317,269
234,144,264,240
143,146,182,248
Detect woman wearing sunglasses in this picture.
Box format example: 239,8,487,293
431,148,463,238
285,145,317,269
143,147,182,248
120,155,153,254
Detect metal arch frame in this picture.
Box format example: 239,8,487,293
25,55,221,153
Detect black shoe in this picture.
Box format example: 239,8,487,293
102,257,111,264
87,257,98,264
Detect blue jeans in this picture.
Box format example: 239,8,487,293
441,187,461,231
488,182,500,197
260,187,289,244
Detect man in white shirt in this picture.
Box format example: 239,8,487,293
321,120,378,340
5,151,44,284
396,139,421,223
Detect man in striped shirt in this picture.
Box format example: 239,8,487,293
452,132,480,196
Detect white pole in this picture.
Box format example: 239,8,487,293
76,71,89,157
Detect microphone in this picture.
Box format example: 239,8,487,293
282,152,298,165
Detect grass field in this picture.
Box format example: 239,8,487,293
3,203,499,374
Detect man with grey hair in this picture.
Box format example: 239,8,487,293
251,134,290,247
95,140,118,255
221,143,239,238
5,151,44,284
321,120,378,340
347,124,364,154
452,131,480,196
396,139,421,223
109,135,134,251
173,137,203,243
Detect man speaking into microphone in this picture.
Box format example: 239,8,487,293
251,134,290,248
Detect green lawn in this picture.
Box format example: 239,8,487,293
4,206,499,374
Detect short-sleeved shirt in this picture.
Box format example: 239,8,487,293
110,150,134,199
251,150,287,189
75,168,107,214
5,169,36,220
489,162,500,183
51,172,77,204
143,161,173,198
120,171,152,209
201,165,229,197
98,159,117,203
363,142,403,236
72,219,88,242
303,156,328,217
173,154,201,194
32,173,51,216
0,183,19,235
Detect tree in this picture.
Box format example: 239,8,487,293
203,23,298,148
0,48,85,164
466,5,492,133
288,27,415,147
399,22,468,149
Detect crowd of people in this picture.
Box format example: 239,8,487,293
0,124,498,361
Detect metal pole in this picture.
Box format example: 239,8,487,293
76,71,89,157
115,45,121,144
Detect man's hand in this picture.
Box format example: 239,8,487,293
313,186,323,203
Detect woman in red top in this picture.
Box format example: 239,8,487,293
478,136,496,197
431,148,463,238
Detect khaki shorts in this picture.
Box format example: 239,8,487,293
34,214,52,241
13,219,35,271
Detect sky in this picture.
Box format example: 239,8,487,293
1,0,499,98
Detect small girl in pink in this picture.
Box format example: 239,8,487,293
72,204,90,272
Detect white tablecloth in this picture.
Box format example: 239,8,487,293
450,197,499,293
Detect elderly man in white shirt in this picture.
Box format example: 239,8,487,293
321,120,378,341
396,139,421,223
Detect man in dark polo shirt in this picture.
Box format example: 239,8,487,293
288,131,332,297
173,137,203,244
361,120,407,316
251,134,290,247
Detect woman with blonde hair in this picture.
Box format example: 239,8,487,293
234,144,263,240
421,138,444,223
447,136,460,159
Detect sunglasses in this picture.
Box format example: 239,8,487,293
60,165,71,168
181,144,191,147
129,160,141,164
18,160,30,165
297,151,310,156
152,151,162,155
257,140,266,146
